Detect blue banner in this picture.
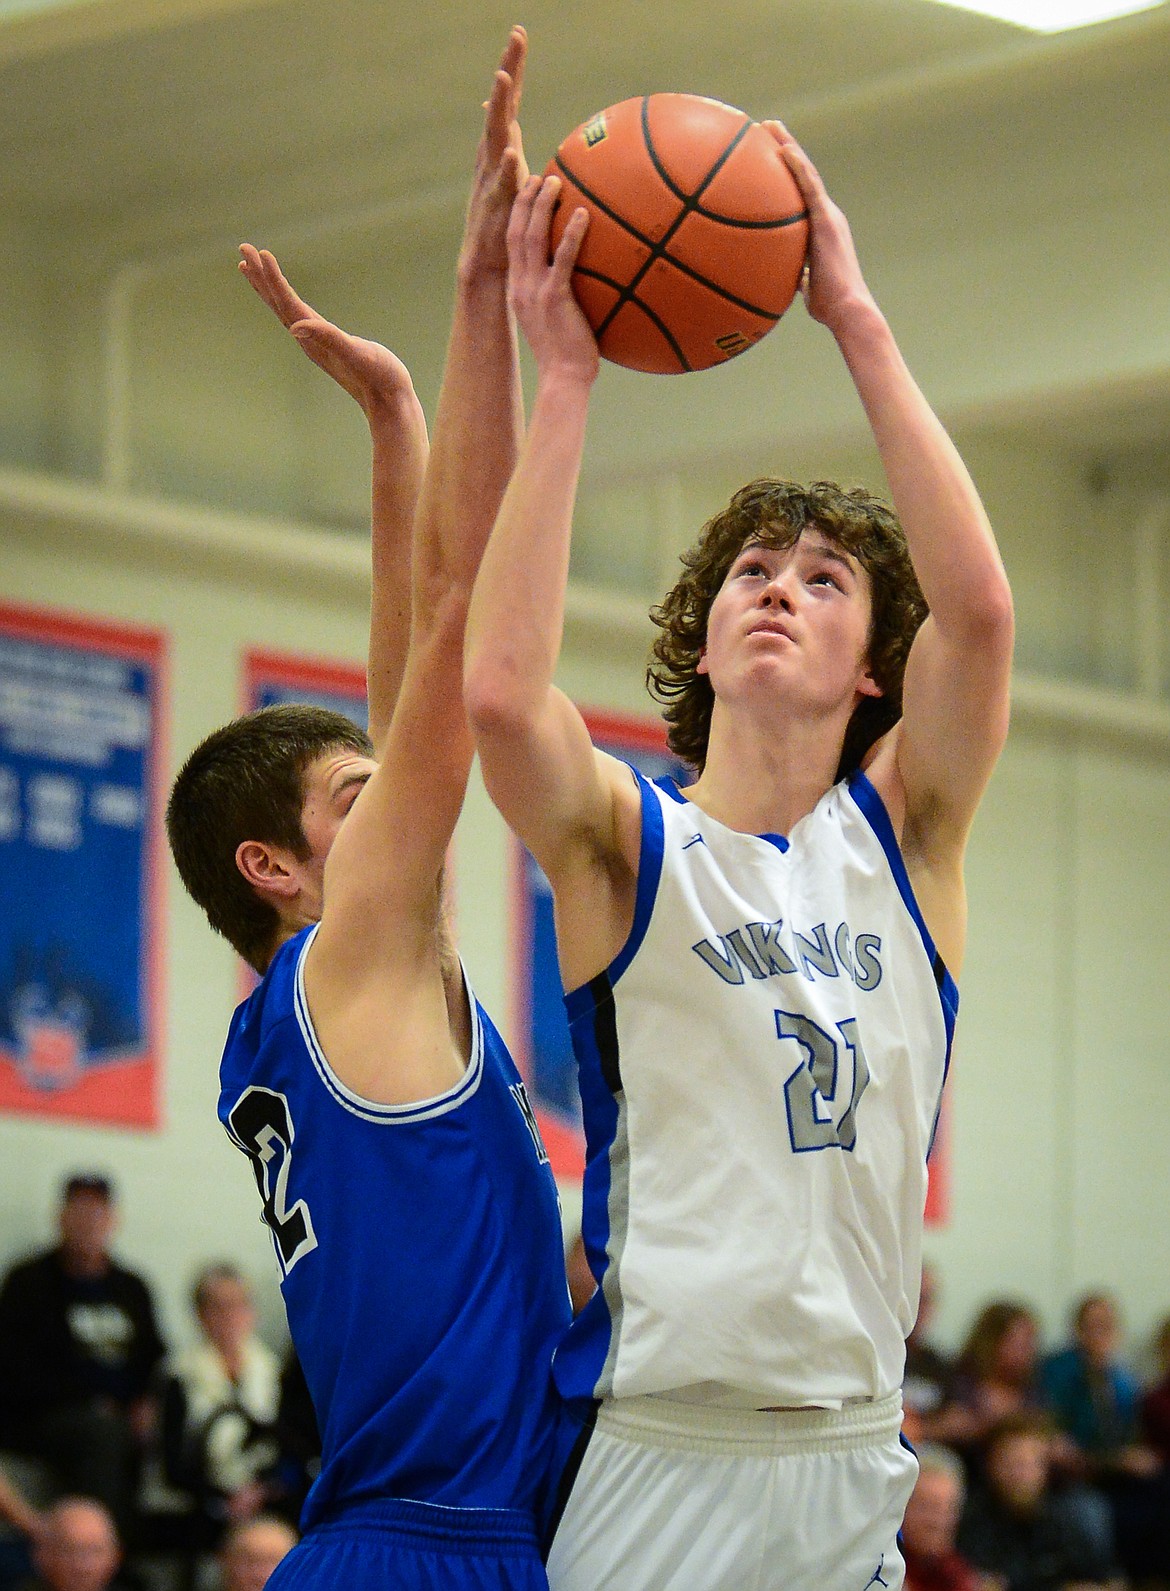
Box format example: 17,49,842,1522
0,604,164,1126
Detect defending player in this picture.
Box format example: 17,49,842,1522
167,29,571,1591
464,125,1014,1589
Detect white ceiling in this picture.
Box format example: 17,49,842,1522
2,0,1169,459
0,0,1085,238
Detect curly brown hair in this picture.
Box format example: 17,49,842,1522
647,479,928,778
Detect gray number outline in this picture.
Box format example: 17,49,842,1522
777,1010,870,1153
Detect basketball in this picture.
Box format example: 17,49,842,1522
544,94,809,375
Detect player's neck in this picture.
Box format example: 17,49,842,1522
685,705,845,836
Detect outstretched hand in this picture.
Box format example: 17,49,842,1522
459,24,529,280
762,122,878,336
507,174,599,386
238,243,417,424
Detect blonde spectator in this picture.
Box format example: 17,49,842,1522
218,1515,296,1591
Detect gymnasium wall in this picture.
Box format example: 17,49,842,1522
1,14,1169,1366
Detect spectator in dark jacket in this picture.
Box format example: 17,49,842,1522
1042,1292,1170,1585
0,1175,165,1531
957,1413,1121,1591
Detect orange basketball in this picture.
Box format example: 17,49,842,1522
544,94,808,375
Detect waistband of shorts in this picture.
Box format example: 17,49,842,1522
309,1496,540,1555
595,1389,904,1457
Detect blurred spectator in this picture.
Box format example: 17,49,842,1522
901,1443,986,1591
265,1352,319,1527
160,1266,280,1544
957,1413,1121,1591
1041,1293,1155,1475
935,1301,1047,1459
0,1472,40,1543
0,1470,41,1591
0,1176,165,1531
216,1516,296,1591
20,1497,124,1591
904,1264,957,1446
1141,1313,1170,1464
1042,1293,1170,1585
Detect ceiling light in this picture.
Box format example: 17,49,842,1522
928,0,1166,30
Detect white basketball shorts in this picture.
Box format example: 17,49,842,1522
546,1390,915,1591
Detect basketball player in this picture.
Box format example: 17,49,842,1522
167,29,572,1591
463,125,1014,1589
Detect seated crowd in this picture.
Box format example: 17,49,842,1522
901,1265,1170,1591
0,1176,309,1591
1,1177,1168,1591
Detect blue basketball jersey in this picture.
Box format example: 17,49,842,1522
218,925,571,1534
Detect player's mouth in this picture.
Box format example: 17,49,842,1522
748,618,795,642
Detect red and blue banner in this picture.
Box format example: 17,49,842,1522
242,646,368,730
0,602,166,1128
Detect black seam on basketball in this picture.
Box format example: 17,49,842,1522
646,251,787,321
608,292,691,373
553,153,658,250
569,268,688,372
574,226,787,322
594,100,757,343
689,204,809,231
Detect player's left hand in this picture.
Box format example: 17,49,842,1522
458,25,529,281
238,244,418,425
761,122,878,336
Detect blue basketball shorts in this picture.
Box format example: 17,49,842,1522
268,1498,548,1591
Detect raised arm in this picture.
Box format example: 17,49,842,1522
771,127,1014,908
463,177,643,984
238,245,428,749
305,30,539,1084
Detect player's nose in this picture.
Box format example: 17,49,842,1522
760,570,795,611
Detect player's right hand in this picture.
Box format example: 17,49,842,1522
507,174,599,386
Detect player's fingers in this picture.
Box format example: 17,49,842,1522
500,24,526,113
526,174,561,268
550,206,589,285
256,249,318,328
775,138,824,210
481,68,511,163
507,174,541,269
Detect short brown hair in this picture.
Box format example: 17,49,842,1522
647,479,927,778
166,704,372,972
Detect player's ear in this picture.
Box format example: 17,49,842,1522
236,840,299,900
856,664,883,700
696,643,709,678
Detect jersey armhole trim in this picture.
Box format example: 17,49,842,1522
845,769,959,1053
293,925,485,1123
606,765,665,987
565,764,664,1018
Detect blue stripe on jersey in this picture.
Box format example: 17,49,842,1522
611,768,665,984
845,769,960,1154
845,771,959,1044
554,768,667,1403
554,979,623,1402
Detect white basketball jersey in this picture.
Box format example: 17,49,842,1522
553,767,957,1411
